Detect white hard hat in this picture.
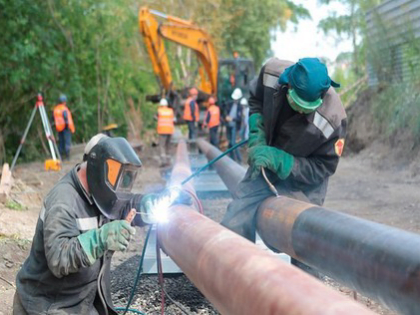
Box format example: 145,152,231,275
240,98,248,106
231,88,243,100
159,98,168,106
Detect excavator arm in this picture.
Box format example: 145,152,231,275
138,7,218,95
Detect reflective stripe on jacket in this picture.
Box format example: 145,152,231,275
157,107,175,135
206,105,220,128
16,166,145,314
54,103,75,133
183,97,199,122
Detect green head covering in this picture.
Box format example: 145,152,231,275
279,58,340,112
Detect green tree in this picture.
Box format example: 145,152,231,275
318,0,382,75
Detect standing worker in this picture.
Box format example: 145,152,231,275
13,134,191,315
183,87,199,140
53,94,75,160
221,58,346,273
203,96,220,148
157,98,175,167
225,88,243,163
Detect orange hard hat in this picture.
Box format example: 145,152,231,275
208,96,216,105
189,87,198,96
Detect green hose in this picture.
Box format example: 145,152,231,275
181,139,248,185
119,226,152,315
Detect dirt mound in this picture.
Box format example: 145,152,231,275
344,89,378,155
345,88,420,176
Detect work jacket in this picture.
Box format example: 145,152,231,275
157,107,175,135
183,97,199,122
249,58,347,205
205,105,221,128
225,100,243,130
54,103,75,133
16,166,144,315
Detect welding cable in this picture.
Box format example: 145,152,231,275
155,229,192,315
180,139,248,185
121,226,153,315
183,189,204,215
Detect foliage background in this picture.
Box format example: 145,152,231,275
0,0,308,164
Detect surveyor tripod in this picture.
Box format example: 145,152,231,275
10,94,62,172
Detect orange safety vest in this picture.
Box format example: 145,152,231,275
157,107,175,135
183,97,199,122
206,105,220,128
53,103,75,133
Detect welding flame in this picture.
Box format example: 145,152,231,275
148,186,181,224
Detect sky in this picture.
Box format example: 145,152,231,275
271,0,353,64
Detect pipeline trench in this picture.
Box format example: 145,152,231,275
108,139,420,315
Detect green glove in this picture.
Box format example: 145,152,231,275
78,220,136,265
248,113,266,148
248,145,294,180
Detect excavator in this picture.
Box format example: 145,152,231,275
138,7,255,119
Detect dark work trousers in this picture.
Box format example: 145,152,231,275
221,167,320,278
187,121,196,140
159,134,172,166
227,125,242,163
13,292,28,315
209,126,219,148
58,128,72,160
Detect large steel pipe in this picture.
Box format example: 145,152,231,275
197,139,420,315
159,205,373,315
156,139,373,315
196,138,246,197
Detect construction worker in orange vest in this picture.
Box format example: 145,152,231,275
203,96,220,148
53,94,75,160
157,98,175,167
183,87,199,140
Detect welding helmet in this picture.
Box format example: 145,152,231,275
86,136,142,219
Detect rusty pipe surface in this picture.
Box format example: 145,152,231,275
168,139,196,195
157,140,373,315
159,206,373,315
197,139,420,314
196,138,246,197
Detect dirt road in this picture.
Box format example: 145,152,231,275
1,145,419,314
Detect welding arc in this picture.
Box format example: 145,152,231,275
180,139,248,185
120,140,247,314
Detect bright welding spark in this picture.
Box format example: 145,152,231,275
149,186,180,224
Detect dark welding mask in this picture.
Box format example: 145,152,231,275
86,137,142,219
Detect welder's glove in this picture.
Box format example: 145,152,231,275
248,145,294,180
78,220,136,265
248,113,267,148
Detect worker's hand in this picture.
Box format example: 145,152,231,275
248,145,294,180
248,113,266,148
225,116,232,122
77,220,136,265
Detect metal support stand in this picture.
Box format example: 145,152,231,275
10,94,62,172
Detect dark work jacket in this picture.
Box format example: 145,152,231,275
16,166,145,315
225,100,243,130
249,58,347,205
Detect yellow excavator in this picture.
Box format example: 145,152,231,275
138,7,255,119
